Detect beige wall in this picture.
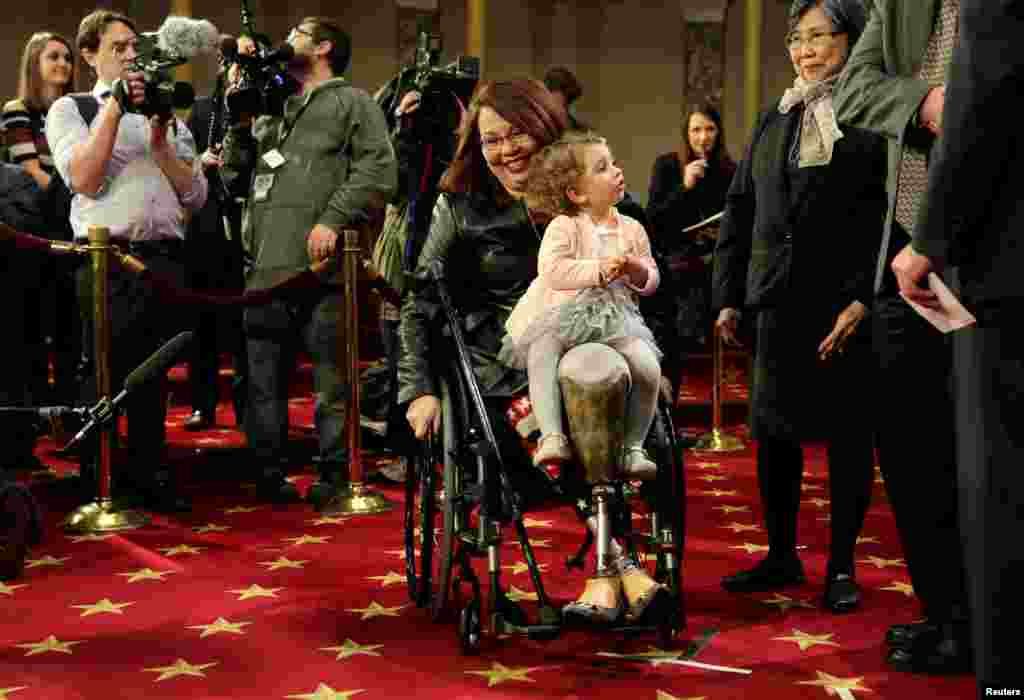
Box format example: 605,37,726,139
1,0,796,206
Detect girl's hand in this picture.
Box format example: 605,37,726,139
620,254,650,287
599,255,627,285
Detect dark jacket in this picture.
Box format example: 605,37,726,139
223,78,397,290
397,192,541,405
646,152,736,258
713,104,887,316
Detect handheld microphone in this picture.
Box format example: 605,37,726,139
61,331,195,453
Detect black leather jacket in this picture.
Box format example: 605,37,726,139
397,192,541,405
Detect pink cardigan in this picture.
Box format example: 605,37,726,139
505,208,660,341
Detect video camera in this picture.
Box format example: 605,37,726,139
116,16,219,119
221,38,298,120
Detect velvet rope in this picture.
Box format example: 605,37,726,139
0,222,401,307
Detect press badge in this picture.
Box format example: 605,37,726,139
262,149,286,169
253,173,275,202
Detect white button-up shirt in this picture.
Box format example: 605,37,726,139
46,81,207,243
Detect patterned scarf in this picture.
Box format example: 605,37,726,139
778,74,844,168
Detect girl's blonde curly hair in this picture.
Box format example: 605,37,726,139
524,130,606,219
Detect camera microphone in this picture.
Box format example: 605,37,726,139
156,16,220,59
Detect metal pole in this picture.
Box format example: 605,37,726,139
323,229,392,515
64,226,149,531
693,324,745,452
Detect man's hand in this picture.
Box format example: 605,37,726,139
149,114,175,156
306,224,339,261
892,243,942,308
396,90,421,118
716,307,742,347
919,85,945,136
200,146,224,170
819,300,866,360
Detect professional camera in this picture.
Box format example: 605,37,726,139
116,16,219,119
221,39,299,120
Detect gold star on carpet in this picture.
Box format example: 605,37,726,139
506,585,538,602
802,498,830,508
259,557,308,571
760,594,817,611
856,536,880,545
71,598,135,617
465,662,545,687
522,518,553,528
774,629,841,651
320,638,384,661
283,534,331,546
67,533,113,543
0,688,27,699
881,581,915,596
721,522,761,533
193,523,230,534
701,489,739,497
187,617,251,638
25,555,69,569
143,658,218,682
699,474,729,482
285,684,364,700
713,505,750,514
528,538,551,548
695,461,721,469
159,544,204,557
502,561,549,576
310,515,349,526
798,670,870,698
657,691,705,700
383,548,408,558
801,483,823,491
16,635,83,656
118,568,175,583
0,582,27,596
346,601,408,620
859,556,904,569
730,542,770,555
223,505,262,514
228,584,282,600
366,571,405,587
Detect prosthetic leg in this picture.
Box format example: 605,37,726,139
558,344,668,624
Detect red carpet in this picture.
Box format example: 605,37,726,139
2,360,975,699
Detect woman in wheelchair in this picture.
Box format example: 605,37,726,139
398,83,677,638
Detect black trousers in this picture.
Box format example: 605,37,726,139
76,246,189,479
952,311,1024,697
0,251,36,472
872,295,969,624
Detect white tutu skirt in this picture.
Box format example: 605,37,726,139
499,285,662,370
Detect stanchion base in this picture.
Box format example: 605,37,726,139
62,499,150,532
322,482,393,516
692,428,746,453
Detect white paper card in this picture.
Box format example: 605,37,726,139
901,272,977,333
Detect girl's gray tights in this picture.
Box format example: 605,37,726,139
526,334,661,449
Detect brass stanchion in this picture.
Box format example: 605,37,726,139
64,226,149,532
693,324,746,453
322,229,392,515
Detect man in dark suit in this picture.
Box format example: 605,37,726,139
834,0,971,674
893,1,1024,694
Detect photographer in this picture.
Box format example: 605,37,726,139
222,17,396,504
46,9,208,512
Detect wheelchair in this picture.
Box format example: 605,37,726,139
403,266,686,654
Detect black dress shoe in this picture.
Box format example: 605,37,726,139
886,621,940,648
183,411,214,432
823,574,861,614
886,622,972,674
722,556,806,593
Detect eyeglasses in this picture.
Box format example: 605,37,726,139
287,26,313,42
785,30,844,51
480,130,533,153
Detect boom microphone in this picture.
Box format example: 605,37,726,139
155,16,220,59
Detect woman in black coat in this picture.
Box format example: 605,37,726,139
712,0,884,613
646,103,736,392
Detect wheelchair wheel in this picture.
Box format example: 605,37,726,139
428,375,467,622
404,435,440,607
647,401,685,603
459,599,482,654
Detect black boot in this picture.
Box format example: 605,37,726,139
722,554,806,593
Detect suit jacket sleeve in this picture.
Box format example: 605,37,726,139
914,0,1024,260
833,0,932,141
